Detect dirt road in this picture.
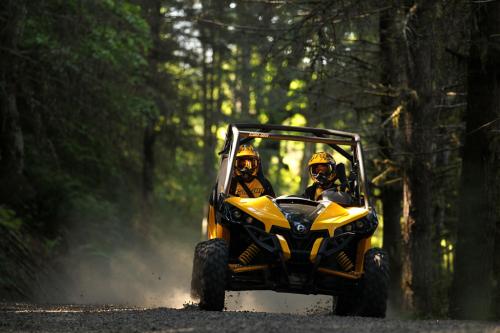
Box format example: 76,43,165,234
1,303,499,333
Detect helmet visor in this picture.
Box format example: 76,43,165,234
311,163,333,177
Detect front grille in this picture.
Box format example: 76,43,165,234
270,226,329,262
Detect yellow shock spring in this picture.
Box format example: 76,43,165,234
238,243,260,265
336,251,354,271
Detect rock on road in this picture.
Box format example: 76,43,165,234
0,303,499,333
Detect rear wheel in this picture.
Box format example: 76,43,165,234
190,239,228,311
358,248,389,317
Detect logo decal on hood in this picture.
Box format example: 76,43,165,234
294,223,307,234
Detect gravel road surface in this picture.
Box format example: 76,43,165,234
1,303,499,333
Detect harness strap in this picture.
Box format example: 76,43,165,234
237,177,256,198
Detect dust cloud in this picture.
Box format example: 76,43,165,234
41,236,195,308
39,230,334,314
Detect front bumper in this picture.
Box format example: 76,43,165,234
226,225,368,295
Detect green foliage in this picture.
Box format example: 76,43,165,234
0,207,23,231
0,1,158,293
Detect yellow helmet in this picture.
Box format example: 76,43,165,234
308,152,336,186
235,144,260,179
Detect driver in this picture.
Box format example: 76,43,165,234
302,152,347,201
229,144,275,198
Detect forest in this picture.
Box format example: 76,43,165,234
0,0,499,320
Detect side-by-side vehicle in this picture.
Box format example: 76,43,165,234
191,124,389,317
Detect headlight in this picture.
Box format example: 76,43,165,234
335,214,378,236
355,220,364,229
223,205,265,230
229,207,256,224
232,209,242,219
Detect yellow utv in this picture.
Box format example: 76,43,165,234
191,124,389,317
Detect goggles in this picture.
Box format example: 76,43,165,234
236,157,258,171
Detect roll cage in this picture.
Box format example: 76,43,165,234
216,123,371,210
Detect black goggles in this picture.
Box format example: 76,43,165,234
236,157,258,170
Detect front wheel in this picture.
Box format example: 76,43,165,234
334,294,358,316
334,248,389,317
190,238,228,311
358,248,389,318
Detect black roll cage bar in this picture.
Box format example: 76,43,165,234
218,123,370,210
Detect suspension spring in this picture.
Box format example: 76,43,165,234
238,243,260,265
336,251,354,271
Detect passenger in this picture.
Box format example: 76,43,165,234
302,152,348,201
229,144,275,198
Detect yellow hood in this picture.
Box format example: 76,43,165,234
225,196,289,232
225,196,369,236
311,201,369,236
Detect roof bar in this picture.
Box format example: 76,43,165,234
239,131,355,146
234,123,359,139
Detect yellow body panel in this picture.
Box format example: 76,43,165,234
276,234,291,261
355,237,371,272
215,197,373,274
216,224,230,242
207,204,230,242
228,264,269,273
310,237,324,262
207,204,217,239
225,196,290,232
311,202,369,237
317,267,362,280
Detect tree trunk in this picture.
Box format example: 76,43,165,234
400,0,437,316
299,142,315,192
237,0,253,118
450,2,500,319
139,0,163,234
382,185,403,303
141,120,156,235
0,0,26,205
198,5,216,186
378,0,406,310
239,43,251,117
201,35,216,186
495,204,500,319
